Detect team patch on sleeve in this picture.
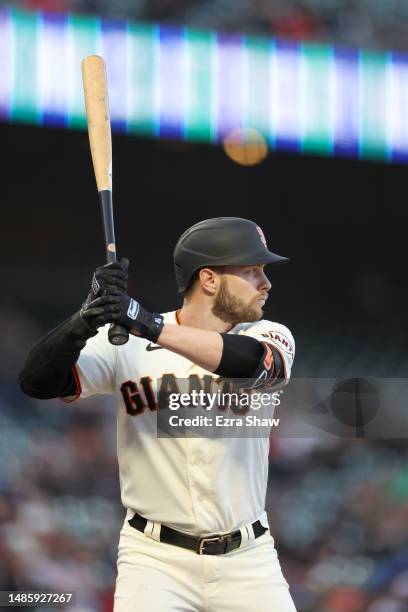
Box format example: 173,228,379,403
233,321,294,389
259,330,294,357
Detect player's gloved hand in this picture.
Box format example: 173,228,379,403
82,257,129,309
78,257,130,335
59,295,123,346
79,294,122,333
107,293,164,343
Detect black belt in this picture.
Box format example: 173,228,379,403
128,512,267,555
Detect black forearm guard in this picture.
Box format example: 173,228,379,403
19,312,97,399
215,334,265,378
215,334,286,389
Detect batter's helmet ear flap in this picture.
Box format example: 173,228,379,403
173,218,289,293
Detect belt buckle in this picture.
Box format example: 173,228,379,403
198,534,232,555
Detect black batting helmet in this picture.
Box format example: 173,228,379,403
173,217,289,293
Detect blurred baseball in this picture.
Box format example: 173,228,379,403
223,128,268,166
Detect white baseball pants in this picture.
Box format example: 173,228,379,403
114,520,297,612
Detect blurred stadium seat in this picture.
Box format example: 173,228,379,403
2,0,408,50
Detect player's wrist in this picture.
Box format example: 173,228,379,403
108,294,164,342
126,298,164,342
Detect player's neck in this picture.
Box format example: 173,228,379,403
177,302,233,333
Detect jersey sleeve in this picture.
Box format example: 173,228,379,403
238,321,295,389
74,325,118,399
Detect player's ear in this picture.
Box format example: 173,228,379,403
199,268,218,295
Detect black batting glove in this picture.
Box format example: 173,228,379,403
107,294,164,343
82,258,129,309
79,257,130,334
80,294,122,333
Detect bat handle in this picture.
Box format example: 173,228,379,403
99,190,129,346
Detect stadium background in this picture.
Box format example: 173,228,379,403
1,1,408,611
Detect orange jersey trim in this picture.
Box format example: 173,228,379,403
60,365,82,403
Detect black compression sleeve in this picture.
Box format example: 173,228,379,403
19,312,97,399
214,334,265,379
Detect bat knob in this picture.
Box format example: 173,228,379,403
108,324,129,345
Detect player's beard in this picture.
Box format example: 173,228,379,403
212,276,264,325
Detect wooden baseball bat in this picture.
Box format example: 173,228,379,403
81,55,129,346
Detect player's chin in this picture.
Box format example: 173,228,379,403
254,298,266,315
255,306,264,320
247,304,264,322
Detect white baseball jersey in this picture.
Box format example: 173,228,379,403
73,311,295,536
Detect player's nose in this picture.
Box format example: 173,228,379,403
259,273,271,292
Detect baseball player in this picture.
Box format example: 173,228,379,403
19,217,296,612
